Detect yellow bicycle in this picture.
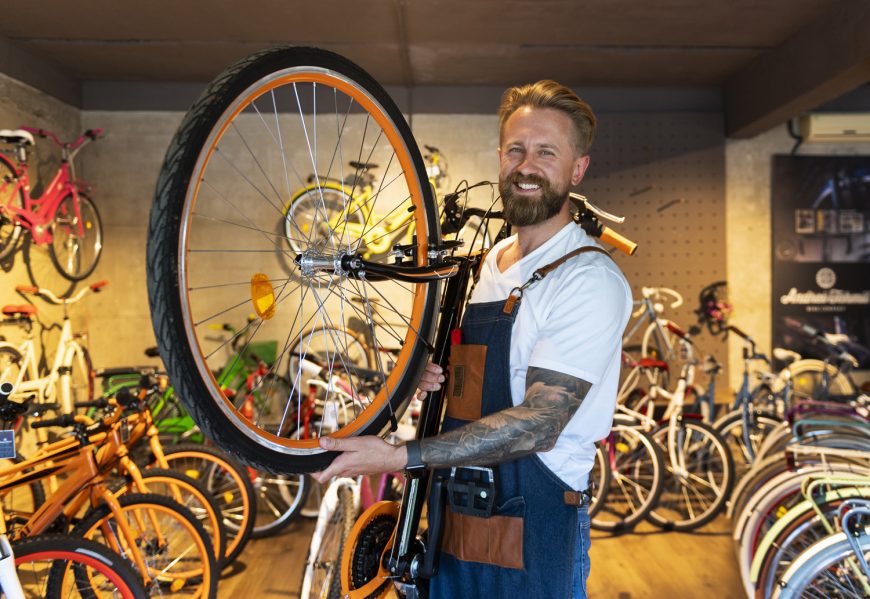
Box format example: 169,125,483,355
282,147,490,259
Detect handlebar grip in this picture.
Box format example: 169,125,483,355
598,226,638,256
85,128,105,140
0,382,12,401
144,346,160,358
15,285,39,295
31,414,77,429
90,280,109,291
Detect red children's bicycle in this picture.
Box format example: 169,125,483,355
0,126,104,281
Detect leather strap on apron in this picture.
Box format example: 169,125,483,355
503,245,612,314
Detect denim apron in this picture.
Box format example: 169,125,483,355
429,247,608,597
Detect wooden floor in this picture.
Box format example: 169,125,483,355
217,515,744,598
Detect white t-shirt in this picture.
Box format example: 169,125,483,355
469,222,632,490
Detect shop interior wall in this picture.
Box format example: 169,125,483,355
2,70,765,397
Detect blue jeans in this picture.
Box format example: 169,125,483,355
572,504,591,598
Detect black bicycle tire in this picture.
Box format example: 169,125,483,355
14,534,148,599
71,492,218,598
328,484,358,599
0,154,24,261
586,440,611,519
146,45,439,475
155,443,256,565
49,191,103,281
647,419,735,531
592,425,665,532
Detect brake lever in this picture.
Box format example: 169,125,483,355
570,193,625,224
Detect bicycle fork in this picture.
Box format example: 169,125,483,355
383,257,476,591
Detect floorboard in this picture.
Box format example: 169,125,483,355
217,515,744,598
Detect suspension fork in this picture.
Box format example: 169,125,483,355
386,257,476,581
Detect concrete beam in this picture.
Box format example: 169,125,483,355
0,34,80,107
724,0,870,139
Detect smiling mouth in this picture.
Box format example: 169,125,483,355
516,182,541,191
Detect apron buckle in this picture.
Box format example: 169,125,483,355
447,466,497,517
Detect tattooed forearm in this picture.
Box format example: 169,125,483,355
419,367,591,469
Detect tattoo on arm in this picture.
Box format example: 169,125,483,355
420,367,591,469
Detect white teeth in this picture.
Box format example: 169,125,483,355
518,183,540,190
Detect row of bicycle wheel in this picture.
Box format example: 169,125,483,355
728,396,870,598
589,413,736,533
0,370,306,598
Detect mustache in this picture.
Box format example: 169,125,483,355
508,173,548,187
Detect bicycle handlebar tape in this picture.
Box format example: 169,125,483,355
599,226,638,256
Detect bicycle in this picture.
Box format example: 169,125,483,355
146,45,638,596
0,381,148,599
0,126,104,281
615,323,736,531
0,384,218,597
94,369,258,563
0,281,103,415
282,147,491,261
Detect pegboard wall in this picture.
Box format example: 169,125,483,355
580,112,729,383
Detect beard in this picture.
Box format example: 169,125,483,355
498,173,569,227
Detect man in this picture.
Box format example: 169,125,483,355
315,80,632,597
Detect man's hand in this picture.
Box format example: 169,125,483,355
312,362,444,484
413,362,444,398
312,436,407,483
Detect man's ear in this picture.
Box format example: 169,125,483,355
571,155,590,186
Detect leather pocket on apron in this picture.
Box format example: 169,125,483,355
441,496,525,569
446,343,487,421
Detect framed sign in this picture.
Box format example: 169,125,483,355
771,155,870,375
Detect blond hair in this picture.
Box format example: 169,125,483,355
498,80,596,155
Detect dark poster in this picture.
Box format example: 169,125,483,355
771,155,870,380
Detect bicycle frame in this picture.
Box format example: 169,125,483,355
1,314,87,414
0,128,100,245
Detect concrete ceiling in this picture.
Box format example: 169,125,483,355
1,0,869,137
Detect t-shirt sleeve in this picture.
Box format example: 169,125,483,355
527,265,629,385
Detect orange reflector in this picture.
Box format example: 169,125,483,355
250,273,276,320
615,442,630,453
223,491,235,504
185,469,200,480
170,579,186,592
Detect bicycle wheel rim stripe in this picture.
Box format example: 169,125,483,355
180,67,430,451
16,549,138,599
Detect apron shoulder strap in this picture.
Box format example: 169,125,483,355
503,245,613,314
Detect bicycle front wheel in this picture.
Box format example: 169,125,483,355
13,534,148,599
72,493,217,598
49,192,103,281
647,419,735,531
147,46,440,475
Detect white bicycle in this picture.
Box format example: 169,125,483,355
0,281,106,414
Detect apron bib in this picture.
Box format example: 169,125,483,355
429,246,609,597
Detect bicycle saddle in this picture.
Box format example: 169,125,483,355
0,129,34,146
637,357,669,371
1,304,36,318
348,160,378,171
773,347,801,365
